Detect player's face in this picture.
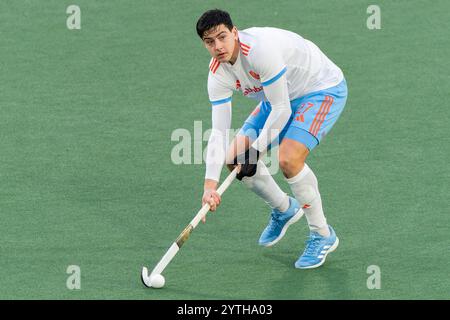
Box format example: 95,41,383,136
202,24,238,63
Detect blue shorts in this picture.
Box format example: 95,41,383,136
238,79,348,150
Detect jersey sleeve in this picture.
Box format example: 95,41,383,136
249,42,291,152
249,42,287,87
250,73,292,152
204,101,232,182
207,71,234,106
205,70,234,182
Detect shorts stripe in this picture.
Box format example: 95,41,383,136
314,96,333,136
309,97,328,135
309,96,333,136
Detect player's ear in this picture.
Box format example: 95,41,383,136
232,26,238,40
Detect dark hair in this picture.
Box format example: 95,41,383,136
196,9,234,39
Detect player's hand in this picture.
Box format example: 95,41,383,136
201,189,221,223
234,147,260,180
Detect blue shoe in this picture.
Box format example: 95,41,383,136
258,197,303,247
295,225,339,269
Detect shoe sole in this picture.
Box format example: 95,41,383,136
261,208,304,247
295,236,339,269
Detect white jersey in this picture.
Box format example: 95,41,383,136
204,27,344,182
208,27,344,104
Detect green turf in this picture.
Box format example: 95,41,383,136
1,0,449,299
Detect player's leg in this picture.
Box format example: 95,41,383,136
279,138,329,236
229,102,303,246
280,79,348,268
226,133,290,212
226,101,290,212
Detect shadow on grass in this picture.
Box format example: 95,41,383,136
261,251,354,299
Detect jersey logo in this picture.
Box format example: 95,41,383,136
295,113,305,122
209,58,220,74
294,102,314,122
240,42,251,56
243,86,263,96
249,70,260,80
235,80,241,90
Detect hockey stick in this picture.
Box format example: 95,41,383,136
141,167,238,287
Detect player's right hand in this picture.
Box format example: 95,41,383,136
201,189,221,222
234,146,260,180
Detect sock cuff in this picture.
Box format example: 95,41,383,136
285,163,311,184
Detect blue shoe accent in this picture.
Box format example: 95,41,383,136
258,197,303,247
295,225,339,269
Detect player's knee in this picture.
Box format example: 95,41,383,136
278,154,290,172
279,154,304,177
279,140,309,177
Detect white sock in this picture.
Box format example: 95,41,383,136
285,163,330,237
241,160,290,212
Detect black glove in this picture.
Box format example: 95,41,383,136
233,147,260,180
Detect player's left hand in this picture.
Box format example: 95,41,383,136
234,147,260,180
201,189,221,223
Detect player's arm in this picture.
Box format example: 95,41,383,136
204,100,232,188
202,74,233,214
235,46,291,179
251,70,291,152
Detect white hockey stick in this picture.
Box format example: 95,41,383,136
141,167,238,287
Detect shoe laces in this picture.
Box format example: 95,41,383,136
268,212,283,230
303,233,323,256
